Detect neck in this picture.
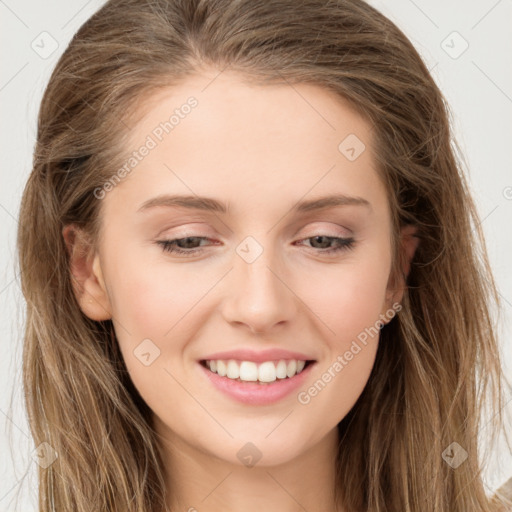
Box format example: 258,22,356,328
155,419,343,512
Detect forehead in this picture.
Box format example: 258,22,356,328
127,70,374,154
104,69,388,220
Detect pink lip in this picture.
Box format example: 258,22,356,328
199,348,316,364
198,360,316,406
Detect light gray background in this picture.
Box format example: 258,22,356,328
1,0,511,510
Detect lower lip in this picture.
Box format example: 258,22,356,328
198,361,316,406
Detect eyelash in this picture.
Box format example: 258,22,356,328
156,235,356,257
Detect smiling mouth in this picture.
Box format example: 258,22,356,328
199,359,316,384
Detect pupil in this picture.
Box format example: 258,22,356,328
313,236,329,248
181,237,198,248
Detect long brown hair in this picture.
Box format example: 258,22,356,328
15,0,511,510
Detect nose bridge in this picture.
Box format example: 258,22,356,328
221,234,296,332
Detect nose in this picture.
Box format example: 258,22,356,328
220,244,298,335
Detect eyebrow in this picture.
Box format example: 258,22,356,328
137,193,372,214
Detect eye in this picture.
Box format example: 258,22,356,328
156,235,356,257
157,236,212,257
295,235,356,255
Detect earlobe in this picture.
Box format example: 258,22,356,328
62,224,112,321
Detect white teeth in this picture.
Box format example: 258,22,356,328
226,360,240,379
286,360,297,378
204,358,310,382
258,361,276,383
276,360,287,379
216,360,226,377
240,361,259,381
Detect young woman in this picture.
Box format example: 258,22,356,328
16,0,512,510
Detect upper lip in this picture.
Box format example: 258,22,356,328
200,348,316,363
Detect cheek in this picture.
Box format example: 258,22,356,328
107,247,204,335
301,247,391,343
102,248,193,377
294,246,390,412
105,254,203,414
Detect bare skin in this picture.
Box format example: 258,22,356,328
64,67,419,512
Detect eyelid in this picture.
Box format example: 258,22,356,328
155,222,216,238
291,219,353,237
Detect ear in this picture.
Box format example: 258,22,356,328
62,224,112,321
382,224,420,317
398,223,420,282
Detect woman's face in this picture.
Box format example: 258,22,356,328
77,69,408,467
